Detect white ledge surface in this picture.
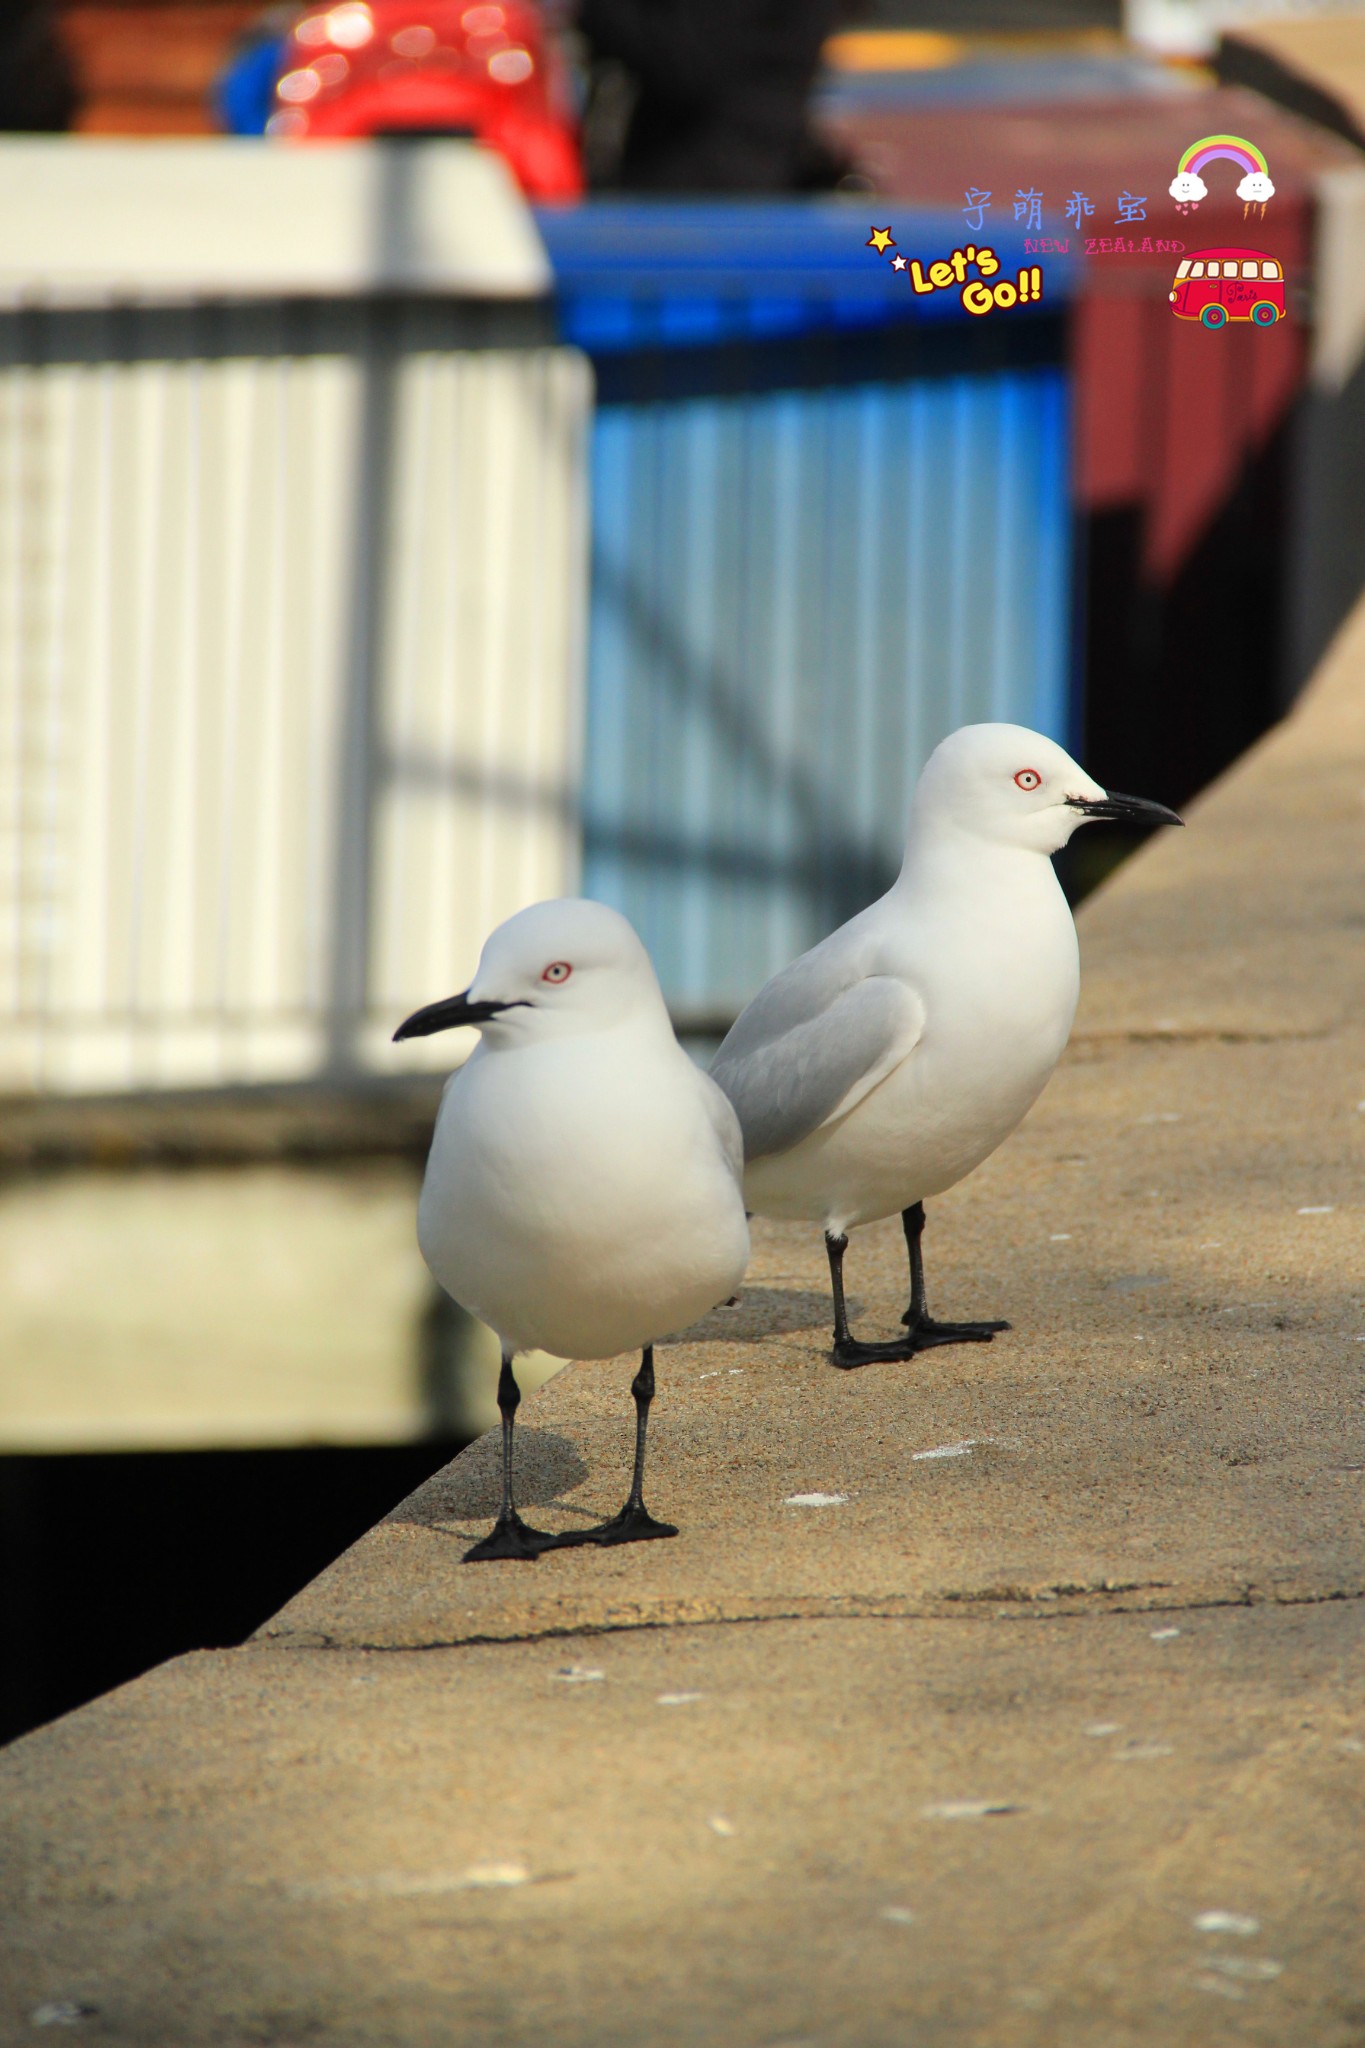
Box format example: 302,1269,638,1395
0,138,551,305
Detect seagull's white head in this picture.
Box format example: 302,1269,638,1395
392,898,669,1049
911,723,1182,856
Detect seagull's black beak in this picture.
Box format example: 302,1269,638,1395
392,991,526,1042
1066,791,1184,829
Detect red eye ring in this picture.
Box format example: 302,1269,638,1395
541,960,572,984
1014,768,1042,791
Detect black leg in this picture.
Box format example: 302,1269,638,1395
903,1201,928,1324
898,1202,1010,1346
828,1230,852,1346
545,1347,678,1548
463,1351,558,1562
827,1229,924,1369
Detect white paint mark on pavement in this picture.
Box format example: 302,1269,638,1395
1194,1912,1259,1936
921,1800,1023,1819
783,1492,848,1507
290,1862,530,1901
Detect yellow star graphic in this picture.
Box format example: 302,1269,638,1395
866,227,895,254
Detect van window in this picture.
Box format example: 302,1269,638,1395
1262,260,1279,279
1176,260,1191,279
1189,261,1205,277
1242,260,1259,278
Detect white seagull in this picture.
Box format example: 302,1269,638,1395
710,724,1181,1367
394,899,749,1561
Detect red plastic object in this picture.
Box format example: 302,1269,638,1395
267,0,582,200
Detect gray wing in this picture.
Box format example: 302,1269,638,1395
710,956,924,1163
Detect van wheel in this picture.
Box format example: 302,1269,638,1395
1200,303,1227,329
1251,300,1279,325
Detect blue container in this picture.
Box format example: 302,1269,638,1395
537,202,1077,1025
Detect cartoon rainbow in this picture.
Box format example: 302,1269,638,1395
1177,135,1269,181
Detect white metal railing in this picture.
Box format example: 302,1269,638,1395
0,340,590,1093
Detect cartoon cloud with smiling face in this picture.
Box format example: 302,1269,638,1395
1168,169,1207,211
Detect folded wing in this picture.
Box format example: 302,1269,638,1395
711,963,925,1162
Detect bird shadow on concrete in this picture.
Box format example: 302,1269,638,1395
671,1286,836,1344
386,1427,593,1526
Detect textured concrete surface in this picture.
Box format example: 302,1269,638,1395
4,599,1365,2043
6,1605,1363,2047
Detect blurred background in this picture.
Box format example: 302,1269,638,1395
3,0,1365,1743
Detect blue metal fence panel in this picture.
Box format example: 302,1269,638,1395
539,203,1076,1024
581,369,1070,1020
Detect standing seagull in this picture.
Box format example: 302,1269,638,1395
394,899,749,1561
710,724,1181,1367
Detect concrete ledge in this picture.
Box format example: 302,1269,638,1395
5,598,1365,2043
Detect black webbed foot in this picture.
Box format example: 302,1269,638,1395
893,1206,1010,1350
544,1503,679,1548
899,1311,1011,1343
831,1332,923,1369
462,1509,558,1563
832,1317,1009,1368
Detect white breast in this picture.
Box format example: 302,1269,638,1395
419,1034,749,1359
744,860,1080,1234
